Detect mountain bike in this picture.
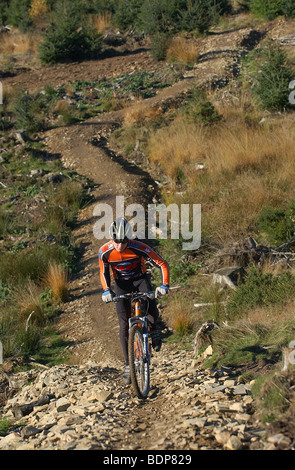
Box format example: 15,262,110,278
113,291,155,399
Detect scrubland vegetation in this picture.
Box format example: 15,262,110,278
1,0,295,424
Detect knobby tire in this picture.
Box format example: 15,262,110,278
128,325,150,398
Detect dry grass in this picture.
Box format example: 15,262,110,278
165,297,194,336
90,12,112,33
29,0,48,18
147,118,205,180
166,36,199,65
123,101,162,126
147,114,295,243
43,262,69,302
0,31,40,56
148,117,295,177
14,280,44,325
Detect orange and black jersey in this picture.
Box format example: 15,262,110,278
98,239,170,291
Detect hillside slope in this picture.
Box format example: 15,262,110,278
1,17,295,451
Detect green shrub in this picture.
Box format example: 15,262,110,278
282,0,295,17
150,33,171,61
258,200,295,245
182,89,221,125
227,266,295,318
250,0,295,19
242,43,294,111
249,0,283,20
112,0,144,31
140,0,223,36
4,0,32,32
13,89,44,134
180,0,219,34
39,0,102,64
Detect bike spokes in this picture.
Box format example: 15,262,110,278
128,325,150,398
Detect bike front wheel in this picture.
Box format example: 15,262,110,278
128,325,150,398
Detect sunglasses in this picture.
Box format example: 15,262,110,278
113,238,128,244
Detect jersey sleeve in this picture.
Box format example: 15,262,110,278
147,247,170,286
132,241,169,286
98,248,111,291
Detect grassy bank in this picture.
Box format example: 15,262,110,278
0,132,92,365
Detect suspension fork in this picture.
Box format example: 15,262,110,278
129,300,150,361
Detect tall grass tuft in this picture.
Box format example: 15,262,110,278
167,297,194,337
43,262,69,302
166,37,199,65
14,280,45,325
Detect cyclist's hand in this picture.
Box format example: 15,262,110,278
155,285,169,298
102,289,114,303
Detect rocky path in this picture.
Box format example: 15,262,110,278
1,345,270,451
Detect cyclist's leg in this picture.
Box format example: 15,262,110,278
133,275,159,327
134,275,162,351
114,280,132,366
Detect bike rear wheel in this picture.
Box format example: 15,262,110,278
128,325,150,398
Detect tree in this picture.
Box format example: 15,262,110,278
39,0,102,64
243,42,294,111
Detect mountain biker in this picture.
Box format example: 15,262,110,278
98,217,170,384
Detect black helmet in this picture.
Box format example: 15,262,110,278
109,217,132,243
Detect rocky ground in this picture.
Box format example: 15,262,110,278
0,346,284,451
1,18,295,453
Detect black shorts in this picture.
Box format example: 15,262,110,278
114,274,159,323
113,274,159,364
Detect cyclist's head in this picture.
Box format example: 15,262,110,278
109,217,132,244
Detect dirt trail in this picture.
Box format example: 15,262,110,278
42,111,158,368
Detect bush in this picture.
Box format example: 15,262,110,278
227,266,295,318
182,89,221,125
140,0,223,37
4,0,32,32
39,0,102,64
258,200,295,245
249,0,295,19
112,0,144,31
249,0,283,20
180,0,219,34
243,43,294,111
150,33,171,61
13,89,44,134
282,0,295,17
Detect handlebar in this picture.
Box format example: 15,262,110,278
112,291,155,302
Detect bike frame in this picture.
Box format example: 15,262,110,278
128,297,150,365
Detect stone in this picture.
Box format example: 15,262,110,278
225,435,243,450
215,430,231,445
212,266,246,289
0,433,23,449
55,397,71,412
233,384,249,395
12,404,34,419
21,426,42,438
267,433,291,448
